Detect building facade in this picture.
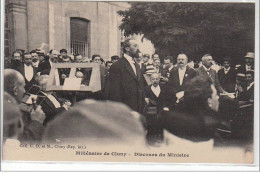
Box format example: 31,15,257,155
5,0,130,60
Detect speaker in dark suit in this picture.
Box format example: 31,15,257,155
107,39,144,113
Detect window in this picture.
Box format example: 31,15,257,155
70,17,90,57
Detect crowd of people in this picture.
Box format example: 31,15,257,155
3,38,255,150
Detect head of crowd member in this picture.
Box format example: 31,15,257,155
222,57,231,70
123,39,139,58
60,49,67,57
163,56,173,69
23,53,32,66
57,55,63,63
4,69,26,103
3,101,24,143
43,100,146,146
201,54,214,69
111,55,120,63
177,54,188,69
37,72,49,91
62,55,71,63
105,61,113,70
143,54,150,64
92,54,102,64
236,73,245,85
82,57,91,63
11,51,22,67
68,54,74,61
245,70,254,85
153,58,161,68
184,76,219,112
49,49,59,63
36,49,46,62
244,52,254,67
152,54,159,60
100,57,105,65
150,73,160,87
30,50,40,67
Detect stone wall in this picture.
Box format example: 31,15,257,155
6,0,130,61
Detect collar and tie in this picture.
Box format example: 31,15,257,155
132,59,141,79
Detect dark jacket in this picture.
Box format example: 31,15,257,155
239,83,254,101
107,56,144,113
168,66,197,94
37,60,51,74
144,84,169,111
196,66,225,93
218,68,236,93
17,64,37,91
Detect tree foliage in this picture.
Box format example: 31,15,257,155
118,2,255,64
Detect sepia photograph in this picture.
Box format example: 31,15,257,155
1,0,259,171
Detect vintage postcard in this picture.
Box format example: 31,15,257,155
1,0,259,171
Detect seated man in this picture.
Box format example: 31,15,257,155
4,69,46,143
35,71,69,126
239,70,254,103
159,76,223,149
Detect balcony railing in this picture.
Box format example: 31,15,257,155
70,40,89,57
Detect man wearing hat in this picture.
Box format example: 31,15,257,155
237,52,254,74
235,73,246,100
239,70,254,102
111,55,120,64
60,48,67,57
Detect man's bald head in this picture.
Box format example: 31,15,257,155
4,69,25,101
